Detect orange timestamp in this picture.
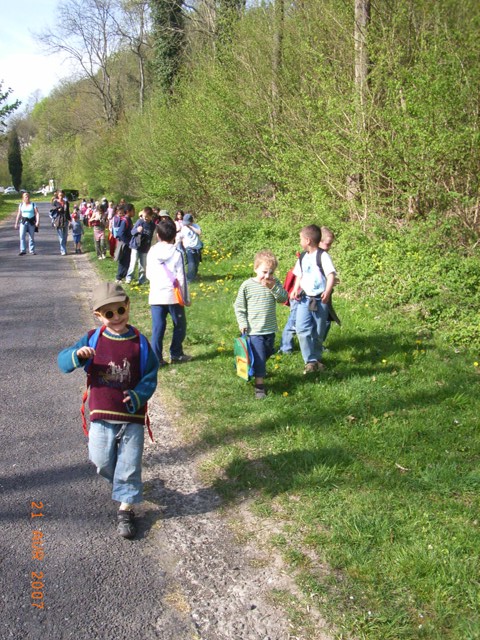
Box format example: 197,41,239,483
31,501,45,609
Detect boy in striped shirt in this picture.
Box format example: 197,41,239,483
234,250,288,399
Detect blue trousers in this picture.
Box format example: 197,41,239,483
278,300,298,353
19,220,36,253
88,421,144,505
56,227,68,255
185,248,200,282
296,296,329,363
249,333,275,378
150,304,187,361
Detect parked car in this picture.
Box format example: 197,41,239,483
4,186,18,194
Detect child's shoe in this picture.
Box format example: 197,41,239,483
255,385,267,399
117,509,136,539
170,354,193,363
303,361,318,374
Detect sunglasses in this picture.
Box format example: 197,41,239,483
99,305,127,319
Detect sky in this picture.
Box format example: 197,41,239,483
0,0,72,109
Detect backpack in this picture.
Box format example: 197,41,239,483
299,249,325,276
234,334,255,381
53,211,67,229
112,214,122,238
80,325,154,441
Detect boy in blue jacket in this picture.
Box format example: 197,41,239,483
58,282,159,539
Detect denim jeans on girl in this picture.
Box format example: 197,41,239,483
56,227,68,255
150,304,187,362
88,421,144,504
19,219,36,253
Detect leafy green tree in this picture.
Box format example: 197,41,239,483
8,130,22,190
0,82,21,133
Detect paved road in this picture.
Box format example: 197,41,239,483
0,203,172,640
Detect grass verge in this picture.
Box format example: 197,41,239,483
85,227,480,640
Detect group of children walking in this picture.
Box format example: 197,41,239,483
58,219,337,540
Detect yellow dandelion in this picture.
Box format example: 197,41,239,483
282,392,289,397
474,362,479,367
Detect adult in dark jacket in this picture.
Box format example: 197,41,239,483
51,190,71,256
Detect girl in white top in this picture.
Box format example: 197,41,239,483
14,192,40,255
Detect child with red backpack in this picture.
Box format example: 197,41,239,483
57,282,159,539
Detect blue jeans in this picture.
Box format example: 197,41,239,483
126,249,147,284
249,334,275,378
296,296,329,363
185,248,200,282
19,220,36,253
150,304,187,361
88,421,144,504
278,300,298,353
56,227,68,255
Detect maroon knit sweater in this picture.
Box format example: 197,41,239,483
88,330,145,424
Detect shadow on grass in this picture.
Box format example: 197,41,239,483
212,447,355,502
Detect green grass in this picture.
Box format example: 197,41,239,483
0,194,22,221
81,229,480,639
0,194,52,223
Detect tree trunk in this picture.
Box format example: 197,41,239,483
271,0,284,122
347,0,370,211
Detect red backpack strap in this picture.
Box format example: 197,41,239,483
81,387,90,438
145,406,154,443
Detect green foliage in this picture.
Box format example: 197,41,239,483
0,81,20,132
334,215,480,348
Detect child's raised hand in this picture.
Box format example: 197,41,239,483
262,273,275,289
76,346,96,360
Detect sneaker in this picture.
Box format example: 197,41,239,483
170,354,193,364
115,279,123,284
117,510,136,539
304,361,319,374
29,251,37,255
158,359,169,367
316,361,327,371
255,386,267,399
19,251,26,256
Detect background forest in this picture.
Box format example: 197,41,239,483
3,0,479,347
